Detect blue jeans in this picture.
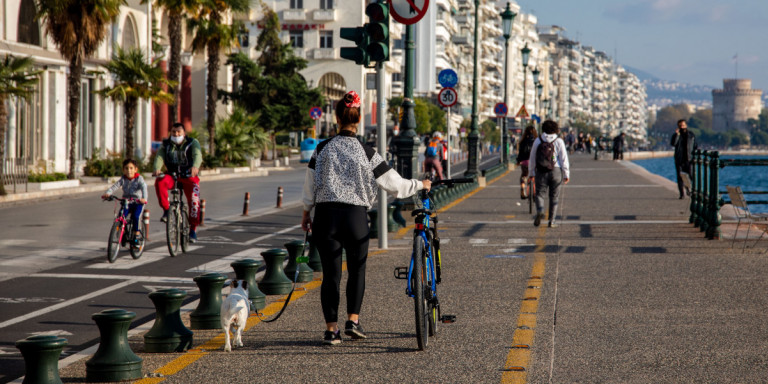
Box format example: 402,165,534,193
123,203,144,232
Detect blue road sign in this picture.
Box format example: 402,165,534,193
438,69,458,88
494,102,508,117
309,106,323,120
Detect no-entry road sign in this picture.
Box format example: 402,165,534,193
390,0,430,25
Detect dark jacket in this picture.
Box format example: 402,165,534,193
516,136,536,164
670,130,697,165
153,137,203,177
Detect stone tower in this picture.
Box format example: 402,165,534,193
712,79,763,134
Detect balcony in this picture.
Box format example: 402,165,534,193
312,48,336,60
452,33,471,45
282,9,306,21
313,9,336,21
293,48,306,59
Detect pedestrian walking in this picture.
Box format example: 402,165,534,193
516,125,537,199
529,120,570,228
670,119,697,199
301,90,431,345
613,132,626,160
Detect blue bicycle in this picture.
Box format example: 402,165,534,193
394,178,473,350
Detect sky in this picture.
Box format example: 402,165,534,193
517,0,768,91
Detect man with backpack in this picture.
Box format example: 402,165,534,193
529,120,570,227
423,131,445,180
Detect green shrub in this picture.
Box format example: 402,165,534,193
83,150,127,178
28,172,67,182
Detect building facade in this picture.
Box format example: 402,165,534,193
712,79,763,135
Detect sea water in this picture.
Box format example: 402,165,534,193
632,155,768,213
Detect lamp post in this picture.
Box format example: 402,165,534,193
536,82,543,122
465,0,482,177
531,66,540,120
500,3,516,166
520,43,531,128
394,24,419,179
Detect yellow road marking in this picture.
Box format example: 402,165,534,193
501,225,548,383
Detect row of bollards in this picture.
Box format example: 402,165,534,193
15,238,323,383
241,187,285,216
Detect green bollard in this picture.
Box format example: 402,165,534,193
190,273,227,329
387,204,400,232
16,335,67,384
284,240,314,282
306,233,322,272
367,209,379,239
230,259,267,310
86,309,142,382
706,151,722,240
700,151,710,234
689,150,700,225
258,249,293,295
143,288,194,353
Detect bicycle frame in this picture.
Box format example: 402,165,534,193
112,198,138,242
407,191,437,298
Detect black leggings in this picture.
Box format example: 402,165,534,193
313,203,370,323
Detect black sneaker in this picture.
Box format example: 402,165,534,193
160,210,169,223
534,213,544,227
344,320,367,339
323,330,341,345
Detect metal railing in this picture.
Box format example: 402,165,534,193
2,157,29,193
689,150,768,240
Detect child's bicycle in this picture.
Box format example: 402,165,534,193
104,196,147,263
393,177,474,350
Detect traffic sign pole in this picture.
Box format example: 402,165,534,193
376,61,388,250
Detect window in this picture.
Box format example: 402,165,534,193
319,30,333,48
394,39,405,50
392,73,402,83
320,0,333,9
289,30,304,48
290,0,303,9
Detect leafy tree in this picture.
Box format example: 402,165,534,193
751,131,768,146
145,0,196,128
480,119,499,145
188,0,250,157
96,46,175,160
0,55,41,195
387,96,446,135
36,0,125,179
221,6,323,158
652,104,690,133
214,107,269,166
413,98,431,134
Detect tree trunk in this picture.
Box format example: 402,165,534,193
167,11,182,126
67,54,83,179
206,36,220,158
0,96,7,195
124,97,137,161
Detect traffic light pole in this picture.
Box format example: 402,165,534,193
376,61,388,249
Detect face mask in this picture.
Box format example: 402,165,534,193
171,135,185,145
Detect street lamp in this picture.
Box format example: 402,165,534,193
520,43,531,115
500,2,516,166
466,0,482,177
531,67,540,118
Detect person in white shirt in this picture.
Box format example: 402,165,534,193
528,120,570,228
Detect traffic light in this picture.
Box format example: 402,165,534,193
339,26,369,66
365,1,389,62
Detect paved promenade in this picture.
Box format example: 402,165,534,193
42,154,768,383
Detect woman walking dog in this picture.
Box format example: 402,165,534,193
301,90,431,345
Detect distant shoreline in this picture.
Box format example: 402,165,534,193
623,149,768,160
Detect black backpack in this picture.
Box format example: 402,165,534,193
536,140,556,173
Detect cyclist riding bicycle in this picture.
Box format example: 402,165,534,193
152,122,203,243
101,159,148,243
423,131,445,180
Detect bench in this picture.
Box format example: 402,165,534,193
725,185,768,251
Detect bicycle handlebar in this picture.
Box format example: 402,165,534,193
104,196,143,204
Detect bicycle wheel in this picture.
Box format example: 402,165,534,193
166,207,180,257
180,207,190,253
130,219,147,260
107,221,122,263
427,256,438,337
412,236,429,350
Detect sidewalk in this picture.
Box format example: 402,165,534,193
41,153,768,383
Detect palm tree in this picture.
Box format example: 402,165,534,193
215,107,268,166
36,0,125,179
145,0,195,127
187,0,249,158
96,46,175,160
0,55,41,196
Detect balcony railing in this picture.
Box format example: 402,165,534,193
313,9,336,21
283,9,306,21
312,48,336,60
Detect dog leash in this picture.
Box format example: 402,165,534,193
255,230,310,323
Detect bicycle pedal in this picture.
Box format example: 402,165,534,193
440,315,456,324
393,267,408,279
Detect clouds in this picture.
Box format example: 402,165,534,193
604,0,737,24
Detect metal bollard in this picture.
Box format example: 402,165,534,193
190,273,227,329
199,199,206,227
242,192,250,216
86,309,143,382
276,186,284,208
258,249,293,295
143,288,194,353
143,210,150,241
283,240,314,282
230,259,266,310
16,335,68,384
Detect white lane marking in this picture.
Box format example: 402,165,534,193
467,220,690,225
469,239,489,244
29,330,73,336
441,238,451,244
0,241,104,269
86,246,203,269
142,285,198,294
508,238,529,244
186,247,269,274
244,224,301,245
0,239,35,246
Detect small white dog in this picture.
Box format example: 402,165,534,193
221,280,251,352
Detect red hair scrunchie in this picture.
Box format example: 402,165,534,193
344,90,361,108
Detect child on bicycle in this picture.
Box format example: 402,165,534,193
101,159,149,243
